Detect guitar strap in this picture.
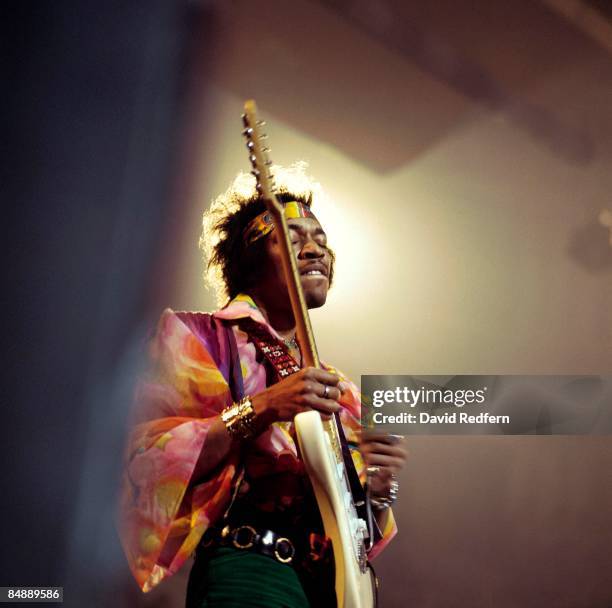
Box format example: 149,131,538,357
239,317,380,548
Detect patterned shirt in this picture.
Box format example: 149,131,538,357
119,294,397,592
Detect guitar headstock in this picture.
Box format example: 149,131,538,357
242,99,283,216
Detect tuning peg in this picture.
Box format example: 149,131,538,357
249,154,257,164
264,160,273,166
242,127,253,136
251,169,261,177
257,120,266,126
246,141,255,150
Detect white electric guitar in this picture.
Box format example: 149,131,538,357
242,100,376,608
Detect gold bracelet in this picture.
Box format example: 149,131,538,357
221,396,257,439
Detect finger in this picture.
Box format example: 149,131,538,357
362,432,405,445
303,394,341,415
300,380,340,400
316,384,341,401
361,441,408,458
362,453,405,470
305,367,340,386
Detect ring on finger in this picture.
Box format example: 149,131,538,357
366,465,381,477
323,385,330,399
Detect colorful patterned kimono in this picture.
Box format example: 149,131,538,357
119,294,397,592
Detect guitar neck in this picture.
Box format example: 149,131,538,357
272,207,320,369
241,102,375,607
272,205,343,460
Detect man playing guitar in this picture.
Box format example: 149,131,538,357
119,161,408,607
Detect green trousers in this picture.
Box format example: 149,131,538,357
186,547,311,608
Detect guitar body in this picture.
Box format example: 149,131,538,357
241,100,376,608
295,411,376,608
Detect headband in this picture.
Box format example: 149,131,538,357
243,201,317,246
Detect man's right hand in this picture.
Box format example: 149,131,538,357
251,367,342,429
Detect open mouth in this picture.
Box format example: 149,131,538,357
300,264,328,278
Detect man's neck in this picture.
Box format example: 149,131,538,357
250,292,296,339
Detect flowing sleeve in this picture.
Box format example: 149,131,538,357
118,309,241,592
323,363,398,561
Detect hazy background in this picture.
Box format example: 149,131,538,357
163,4,612,605
175,0,612,379
3,1,611,607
